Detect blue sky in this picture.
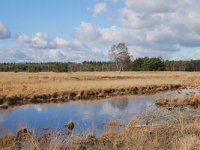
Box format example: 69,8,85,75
0,0,117,38
0,0,200,62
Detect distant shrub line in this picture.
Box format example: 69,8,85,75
0,57,200,72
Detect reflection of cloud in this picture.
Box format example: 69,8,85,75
72,100,128,120
20,105,48,112
0,95,155,132
78,105,98,120
74,96,155,121
98,102,122,117
67,102,101,121
35,106,44,112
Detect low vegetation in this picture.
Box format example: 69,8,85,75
156,93,200,109
1,71,200,107
0,71,200,149
0,107,199,150
0,84,182,108
1,72,200,97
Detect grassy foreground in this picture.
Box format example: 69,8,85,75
0,107,199,150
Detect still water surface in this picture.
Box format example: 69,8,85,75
0,87,199,136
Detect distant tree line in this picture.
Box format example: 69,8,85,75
0,62,68,72
1,58,200,72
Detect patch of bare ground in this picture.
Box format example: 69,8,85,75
0,108,200,150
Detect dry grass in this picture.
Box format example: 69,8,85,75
156,93,200,108
0,107,199,150
68,107,200,150
0,71,200,97
1,71,200,149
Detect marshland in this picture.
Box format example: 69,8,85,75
0,71,200,150
1,0,200,149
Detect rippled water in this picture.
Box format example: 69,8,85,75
0,87,199,136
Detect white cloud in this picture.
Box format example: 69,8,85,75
48,49,66,61
42,0,200,60
54,37,68,47
75,22,141,46
0,33,108,62
125,0,176,14
0,22,11,39
120,8,162,29
16,32,68,49
75,22,101,43
0,47,28,62
74,22,178,58
115,0,200,59
47,47,107,62
2,0,200,62
93,2,108,17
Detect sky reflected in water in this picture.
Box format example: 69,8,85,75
0,87,199,136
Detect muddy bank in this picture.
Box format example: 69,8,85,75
156,94,200,109
0,84,182,109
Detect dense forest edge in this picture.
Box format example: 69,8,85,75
0,57,200,72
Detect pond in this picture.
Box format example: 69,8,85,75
0,87,199,136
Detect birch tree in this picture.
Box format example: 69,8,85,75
108,43,131,72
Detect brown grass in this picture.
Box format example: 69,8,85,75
0,71,200,97
0,72,200,149
0,107,199,150
54,107,200,150
156,93,200,108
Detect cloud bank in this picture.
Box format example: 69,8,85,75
1,0,200,62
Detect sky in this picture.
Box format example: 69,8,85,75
0,0,200,62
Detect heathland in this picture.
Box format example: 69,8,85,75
0,71,200,150
1,71,200,97
0,72,200,107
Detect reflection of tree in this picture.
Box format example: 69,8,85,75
109,98,129,111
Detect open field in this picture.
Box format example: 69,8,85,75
0,72,200,150
1,71,200,97
0,72,200,107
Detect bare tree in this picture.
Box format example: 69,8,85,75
108,43,131,72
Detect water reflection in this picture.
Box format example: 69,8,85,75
0,97,154,136
0,87,199,136
109,98,129,111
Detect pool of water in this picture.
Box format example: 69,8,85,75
0,87,199,136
